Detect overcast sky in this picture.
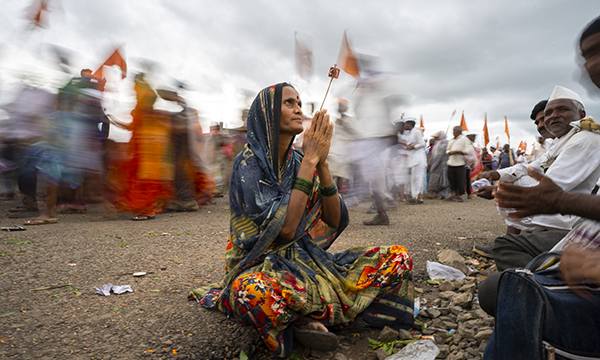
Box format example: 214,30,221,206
1,0,599,148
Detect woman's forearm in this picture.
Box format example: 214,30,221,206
316,161,341,228
279,157,318,239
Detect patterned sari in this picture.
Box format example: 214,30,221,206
189,84,414,358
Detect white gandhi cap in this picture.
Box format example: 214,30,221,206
548,85,584,107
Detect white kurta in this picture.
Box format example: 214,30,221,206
497,123,600,231
406,128,427,197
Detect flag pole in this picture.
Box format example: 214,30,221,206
320,64,339,111
445,110,457,135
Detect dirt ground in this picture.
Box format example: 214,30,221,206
0,195,505,359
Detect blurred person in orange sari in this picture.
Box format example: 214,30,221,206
111,74,174,220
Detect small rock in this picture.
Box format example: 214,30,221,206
439,280,455,292
398,329,412,340
375,348,389,360
479,340,489,352
427,308,441,319
457,312,474,322
450,306,464,315
439,291,457,300
449,260,469,275
422,328,436,335
438,344,450,358
458,283,477,293
450,292,473,309
475,329,493,341
432,319,447,329
377,326,399,342
451,333,463,344
439,307,451,316
466,347,480,356
160,266,167,271
332,353,347,360
438,249,465,265
452,279,466,288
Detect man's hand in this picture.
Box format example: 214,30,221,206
494,168,563,219
475,185,497,200
561,245,600,301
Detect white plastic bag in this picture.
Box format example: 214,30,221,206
426,261,466,280
385,339,440,360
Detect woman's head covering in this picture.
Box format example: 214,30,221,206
246,83,294,181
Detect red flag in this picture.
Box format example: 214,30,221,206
460,111,468,131
337,31,360,78
294,32,313,81
93,48,127,80
504,116,510,141
482,113,490,147
419,115,424,129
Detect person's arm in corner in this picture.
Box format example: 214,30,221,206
495,167,600,222
561,245,600,300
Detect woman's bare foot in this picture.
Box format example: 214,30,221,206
296,320,328,332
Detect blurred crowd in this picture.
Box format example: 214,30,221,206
0,70,247,223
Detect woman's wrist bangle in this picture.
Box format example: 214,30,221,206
319,183,338,197
293,177,313,196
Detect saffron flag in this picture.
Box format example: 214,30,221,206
495,136,499,150
482,113,490,147
504,116,510,141
419,115,424,129
518,141,527,152
294,32,313,81
27,0,49,28
93,48,127,80
337,30,360,78
460,111,468,131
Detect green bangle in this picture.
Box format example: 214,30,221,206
319,183,338,197
295,177,313,189
293,177,313,196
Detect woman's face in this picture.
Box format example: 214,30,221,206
279,86,304,136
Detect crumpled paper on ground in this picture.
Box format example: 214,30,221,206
94,284,133,296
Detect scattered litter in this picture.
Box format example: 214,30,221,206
112,285,133,294
384,338,439,360
1,226,26,232
95,284,133,296
426,261,466,280
161,233,170,236
133,272,147,277
448,329,456,334
68,263,76,266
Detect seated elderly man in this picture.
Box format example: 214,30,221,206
473,86,600,270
